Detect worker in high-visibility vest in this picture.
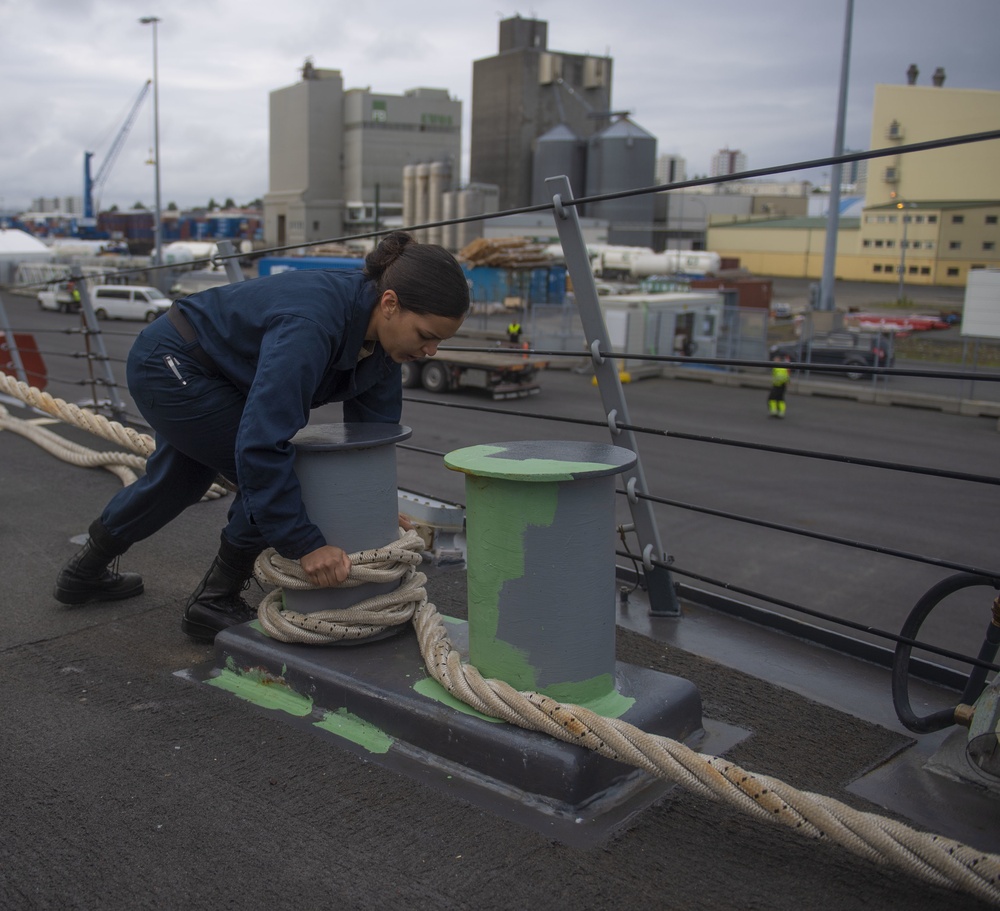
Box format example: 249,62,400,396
768,355,791,418
506,321,522,345
70,283,82,312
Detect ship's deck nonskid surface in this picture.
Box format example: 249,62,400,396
1,408,996,911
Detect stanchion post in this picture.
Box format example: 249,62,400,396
73,267,128,422
214,239,246,284
544,175,680,616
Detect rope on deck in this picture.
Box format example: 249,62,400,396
0,374,228,498
253,533,1000,907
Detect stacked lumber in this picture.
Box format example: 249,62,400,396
458,237,553,268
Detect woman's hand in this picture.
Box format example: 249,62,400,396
299,545,352,587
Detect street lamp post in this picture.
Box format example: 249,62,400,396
139,16,162,278
895,200,915,303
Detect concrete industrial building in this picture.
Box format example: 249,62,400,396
656,154,687,187
263,61,461,249
706,78,1000,286
470,16,614,211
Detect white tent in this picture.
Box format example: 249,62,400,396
0,229,54,284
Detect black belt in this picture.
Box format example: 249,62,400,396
167,303,219,377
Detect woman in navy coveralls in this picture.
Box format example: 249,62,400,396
53,232,470,642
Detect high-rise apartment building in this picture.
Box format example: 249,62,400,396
710,148,747,178
264,61,461,248
470,16,614,210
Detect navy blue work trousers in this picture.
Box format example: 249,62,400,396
99,316,265,554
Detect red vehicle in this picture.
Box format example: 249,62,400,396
846,312,950,332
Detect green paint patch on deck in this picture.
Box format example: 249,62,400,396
543,676,636,718
314,708,394,754
413,677,505,723
206,665,313,717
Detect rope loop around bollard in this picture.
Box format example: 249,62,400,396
254,529,427,643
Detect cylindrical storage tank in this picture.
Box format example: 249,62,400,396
441,190,457,251
414,163,431,243
402,164,417,231
427,161,451,247
283,423,412,616
630,250,676,278
532,124,586,205
585,118,657,248
456,185,483,251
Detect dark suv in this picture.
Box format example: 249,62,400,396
769,331,894,380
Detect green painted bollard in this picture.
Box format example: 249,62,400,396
285,423,412,616
445,440,637,704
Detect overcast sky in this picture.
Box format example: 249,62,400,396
1,0,998,214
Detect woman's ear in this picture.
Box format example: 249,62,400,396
380,290,398,317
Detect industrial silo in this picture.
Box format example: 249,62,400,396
441,190,457,251
456,183,500,250
402,164,417,230
585,117,656,247
531,124,586,205
428,160,452,246
414,162,431,242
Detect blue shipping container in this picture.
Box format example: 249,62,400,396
257,256,366,277
463,265,566,305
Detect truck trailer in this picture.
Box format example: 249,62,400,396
401,349,546,399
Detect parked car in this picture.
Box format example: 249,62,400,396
37,282,80,313
769,331,894,381
91,285,170,322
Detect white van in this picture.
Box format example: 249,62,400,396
91,285,170,322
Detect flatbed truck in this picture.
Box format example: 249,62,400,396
400,348,547,399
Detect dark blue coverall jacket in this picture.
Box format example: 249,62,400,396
100,268,401,559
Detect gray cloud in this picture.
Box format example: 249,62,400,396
1,0,997,212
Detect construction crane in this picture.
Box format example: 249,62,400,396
81,80,152,225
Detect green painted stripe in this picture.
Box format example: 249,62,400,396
314,708,394,754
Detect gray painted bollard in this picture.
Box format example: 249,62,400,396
284,423,412,616
445,440,637,704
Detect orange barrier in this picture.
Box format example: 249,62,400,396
0,332,48,391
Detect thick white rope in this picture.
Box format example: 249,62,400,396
254,531,426,644
0,373,227,499
253,533,1000,906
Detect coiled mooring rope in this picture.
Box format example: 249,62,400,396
253,533,1000,906
254,533,426,643
0,374,227,499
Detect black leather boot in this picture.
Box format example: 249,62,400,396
53,519,144,605
181,534,261,643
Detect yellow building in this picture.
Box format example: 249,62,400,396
707,82,1000,286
